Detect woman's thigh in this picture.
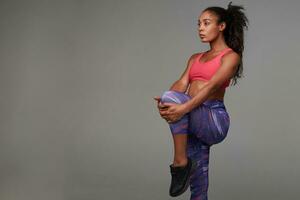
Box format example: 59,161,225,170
188,102,230,146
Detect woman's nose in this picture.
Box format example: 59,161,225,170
198,25,203,31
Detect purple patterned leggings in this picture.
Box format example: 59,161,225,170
160,90,230,200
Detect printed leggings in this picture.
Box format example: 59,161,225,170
160,90,230,200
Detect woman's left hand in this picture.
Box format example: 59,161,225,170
159,103,188,123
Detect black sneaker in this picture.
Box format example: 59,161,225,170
169,157,197,197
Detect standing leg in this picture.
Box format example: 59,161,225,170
187,135,210,200
188,100,230,200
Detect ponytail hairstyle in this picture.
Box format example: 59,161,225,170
203,2,249,85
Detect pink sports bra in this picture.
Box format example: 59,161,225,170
189,47,233,89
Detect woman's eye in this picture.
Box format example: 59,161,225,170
198,22,209,26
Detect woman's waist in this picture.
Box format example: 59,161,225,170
186,82,225,109
202,99,226,109
187,80,225,101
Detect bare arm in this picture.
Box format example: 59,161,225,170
169,80,188,92
183,51,241,113
168,53,199,92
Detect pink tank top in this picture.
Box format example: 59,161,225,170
189,48,233,89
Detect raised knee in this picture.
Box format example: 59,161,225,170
160,90,177,103
160,90,187,104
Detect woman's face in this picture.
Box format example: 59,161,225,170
198,11,225,42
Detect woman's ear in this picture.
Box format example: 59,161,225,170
219,22,226,32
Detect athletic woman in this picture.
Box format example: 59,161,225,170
153,2,249,199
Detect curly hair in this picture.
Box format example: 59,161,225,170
203,1,249,85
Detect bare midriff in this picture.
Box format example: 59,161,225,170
187,80,225,100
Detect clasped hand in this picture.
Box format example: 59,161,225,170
153,96,187,123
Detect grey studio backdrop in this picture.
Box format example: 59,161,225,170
0,0,299,200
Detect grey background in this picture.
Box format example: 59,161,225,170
0,0,299,200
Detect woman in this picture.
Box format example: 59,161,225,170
153,2,249,200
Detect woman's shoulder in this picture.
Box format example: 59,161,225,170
221,49,241,64
223,48,240,58
189,51,205,61
194,50,207,56
188,51,207,64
